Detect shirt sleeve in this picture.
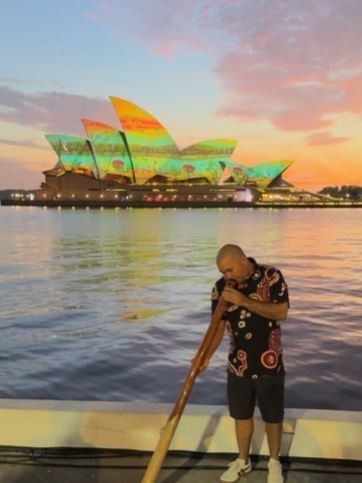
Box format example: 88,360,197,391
211,283,220,314
270,269,289,306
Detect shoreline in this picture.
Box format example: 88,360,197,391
1,198,361,209
0,399,360,461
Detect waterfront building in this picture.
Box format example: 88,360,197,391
37,96,294,204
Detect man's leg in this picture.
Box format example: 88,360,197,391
235,418,254,459
257,376,285,482
265,421,282,459
265,422,284,483
220,375,254,481
220,418,253,481
257,374,284,459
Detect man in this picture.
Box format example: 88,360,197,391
202,244,289,483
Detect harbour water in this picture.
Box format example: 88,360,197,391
0,206,361,410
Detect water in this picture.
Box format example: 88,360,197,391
0,206,361,411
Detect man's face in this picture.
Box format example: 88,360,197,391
217,254,249,284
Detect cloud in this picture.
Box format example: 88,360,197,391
0,138,50,150
87,0,362,132
304,132,352,146
212,1,362,131
0,77,69,89
86,0,205,56
0,77,44,86
0,86,119,135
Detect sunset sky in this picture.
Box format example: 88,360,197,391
1,0,361,190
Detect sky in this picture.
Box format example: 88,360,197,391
0,0,362,191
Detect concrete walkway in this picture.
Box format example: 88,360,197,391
0,449,361,483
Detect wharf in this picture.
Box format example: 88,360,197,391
0,448,361,483
0,399,361,482
1,198,362,209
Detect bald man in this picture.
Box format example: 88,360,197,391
203,244,289,483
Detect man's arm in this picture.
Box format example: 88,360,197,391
222,286,288,321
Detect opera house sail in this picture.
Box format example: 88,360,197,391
39,96,294,204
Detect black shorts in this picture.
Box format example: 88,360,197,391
227,371,285,423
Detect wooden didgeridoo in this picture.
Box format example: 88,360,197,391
140,291,231,483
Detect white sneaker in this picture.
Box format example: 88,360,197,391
220,458,252,482
267,458,284,483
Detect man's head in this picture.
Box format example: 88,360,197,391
216,244,252,284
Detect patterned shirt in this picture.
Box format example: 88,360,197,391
211,258,289,378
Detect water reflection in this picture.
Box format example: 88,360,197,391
0,206,361,410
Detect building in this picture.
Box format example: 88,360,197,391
38,97,293,205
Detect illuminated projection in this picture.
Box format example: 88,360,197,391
224,160,247,184
82,120,135,182
225,159,293,187
45,134,98,177
160,139,238,184
110,96,180,184
243,160,293,188
43,96,293,188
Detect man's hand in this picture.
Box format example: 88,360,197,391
222,285,288,321
222,285,250,308
200,358,209,372
193,357,209,372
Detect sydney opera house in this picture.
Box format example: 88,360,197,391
36,96,297,206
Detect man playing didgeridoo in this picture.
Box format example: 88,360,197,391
202,244,289,483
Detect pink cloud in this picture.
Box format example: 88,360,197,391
87,0,362,132
212,0,362,131
87,0,205,56
304,132,352,146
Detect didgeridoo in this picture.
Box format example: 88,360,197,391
141,285,232,483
